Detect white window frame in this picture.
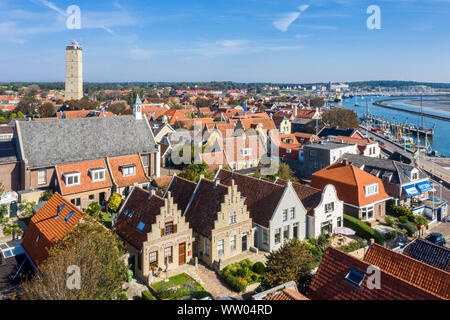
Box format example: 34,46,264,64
217,239,225,257
275,228,281,245
64,172,81,187
325,202,334,213
289,207,295,220
122,165,136,177
364,183,379,197
240,148,252,156
283,225,290,241
230,235,237,253
90,168,106,182
229,210,237,225
38,169,46,185
282,209,288,222
361,205,374,221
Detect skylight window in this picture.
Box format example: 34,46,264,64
128,211,134,218
64,210,75,223
136,221,146,232
55,204,66,218
345,267,366,287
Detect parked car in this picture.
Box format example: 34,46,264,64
425,233,446,246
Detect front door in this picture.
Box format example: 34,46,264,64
127,255,135,273
178,242,186,265
253,229,258,248
99,192,105,205
242,234,248,252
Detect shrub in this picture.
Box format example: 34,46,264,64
308,238,317,246
401,221,417,236
253,262,265,274
398,216,408,224
343,214,384,245
107,193,122,212
384,232,397,241
414,215,428,227
221,269,246,292
384,215,395,227
141,290,155,300
40,190,53,201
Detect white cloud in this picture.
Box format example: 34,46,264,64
298,4,310,11
273,12,301,32
273,4,310,32
216,39,248,47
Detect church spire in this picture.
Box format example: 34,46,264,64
133,93,143,120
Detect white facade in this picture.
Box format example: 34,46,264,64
307,184,344,238
264,182,308,252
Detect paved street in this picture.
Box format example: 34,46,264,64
425,222,450,248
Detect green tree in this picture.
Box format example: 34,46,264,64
261,238,314,292
179,162,214,182
40,190,54,201
321,108,359,129
20,220,128,300
17,96,41,116
263,162,298,182
39,102,56,117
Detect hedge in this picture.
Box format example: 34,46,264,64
141,290,156,300
343,214,384,245
401,221,418,236
253,262,265,274
221,269,246,292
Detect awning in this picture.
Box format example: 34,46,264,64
416,180,434,193
402,184,420,197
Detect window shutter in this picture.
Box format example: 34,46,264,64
174,224,177,233
161,228,165,237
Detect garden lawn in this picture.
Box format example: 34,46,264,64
151,273,211,300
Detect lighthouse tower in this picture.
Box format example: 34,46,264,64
65,40,83,100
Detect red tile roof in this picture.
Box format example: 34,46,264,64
22,193,84,266
363,244,450,299
265,288,309,300
115,187,166,249
55,159,112,196
311,163,390,207
308,246,442,300
107,154,150,188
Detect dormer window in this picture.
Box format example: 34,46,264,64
64,171,81,186
121,164,136,177
364,183,379,197
410,168,419,181
89,168,106,182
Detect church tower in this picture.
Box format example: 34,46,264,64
133,94,143,120
65,41,83,100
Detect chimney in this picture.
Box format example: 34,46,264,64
215,178,220,187
342,158,349,166
294,104,298,117
199,174,205,180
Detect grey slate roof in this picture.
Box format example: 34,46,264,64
0,139,18,164
402,238,450,272
17,116,157,169
304,142,352,151
342,153,428,185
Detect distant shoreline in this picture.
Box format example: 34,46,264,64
372,98,450,122
404,99,450,113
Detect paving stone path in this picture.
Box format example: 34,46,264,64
193,263,239,299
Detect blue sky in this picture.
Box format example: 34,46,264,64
1,0,450,83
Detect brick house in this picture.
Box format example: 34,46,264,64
55,159,112,208
12,104,159,202
22,193,84,268
312,162,391,224
166,175,253,268
115,187,193,281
